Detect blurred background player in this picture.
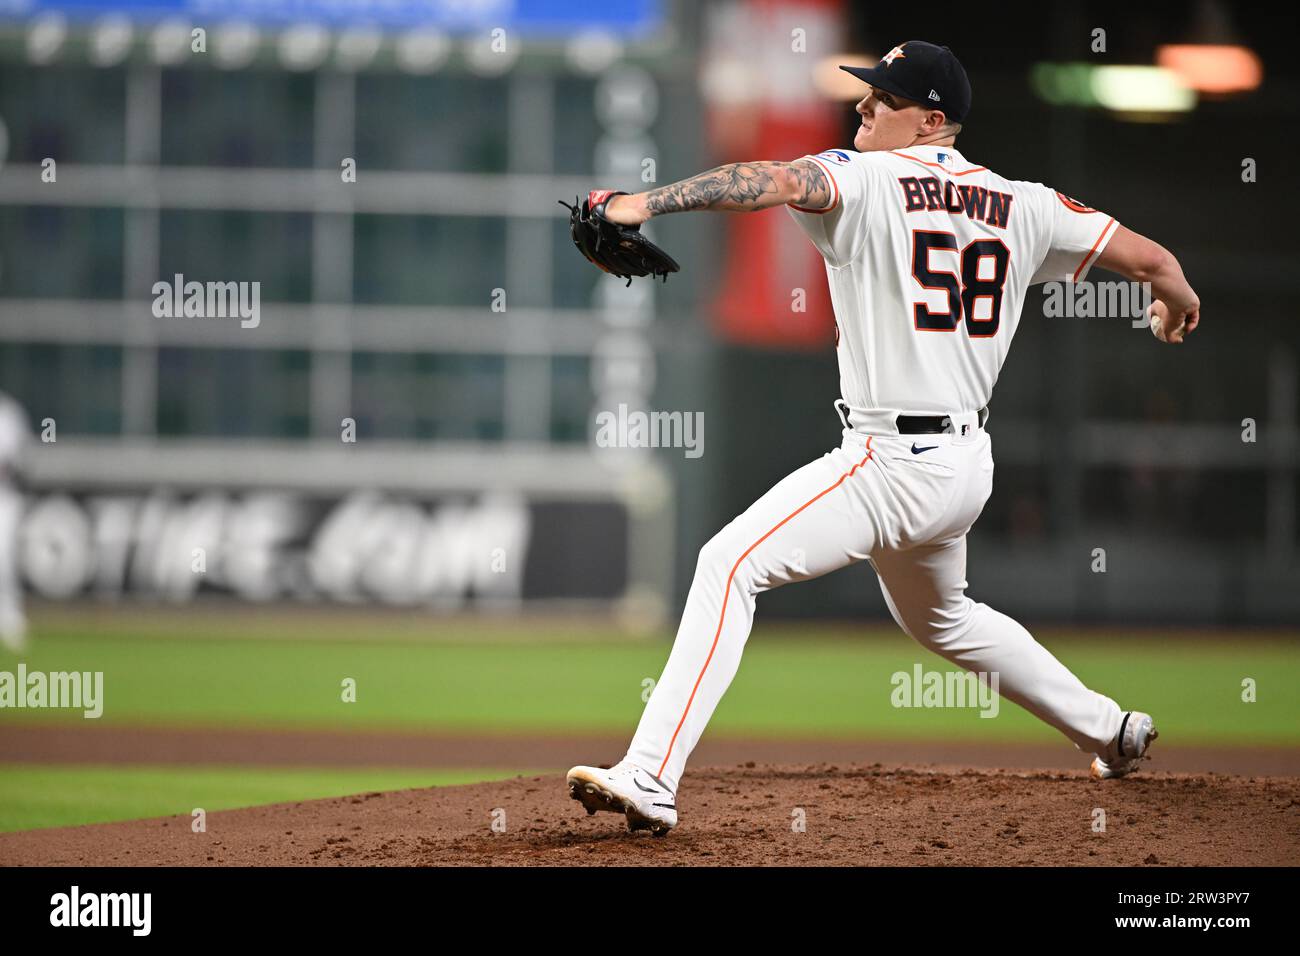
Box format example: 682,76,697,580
0,390,31,653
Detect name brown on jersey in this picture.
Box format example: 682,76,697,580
897,176,1013,229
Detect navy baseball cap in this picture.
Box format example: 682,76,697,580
840,41,972,123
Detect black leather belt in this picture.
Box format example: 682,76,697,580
896,408,989,435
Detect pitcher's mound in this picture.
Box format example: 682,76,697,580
3,763,1297,866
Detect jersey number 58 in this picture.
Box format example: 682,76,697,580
911,230,1010,338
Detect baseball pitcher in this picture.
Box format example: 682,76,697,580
566,41,1199,835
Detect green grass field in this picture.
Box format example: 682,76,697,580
0,766,532,833
2,608,1297,832
3,619,1297,742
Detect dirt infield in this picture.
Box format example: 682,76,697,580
3,763,1297,867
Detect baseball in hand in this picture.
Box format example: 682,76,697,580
1148,300,1191,344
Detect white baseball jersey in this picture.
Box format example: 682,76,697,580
786,144,1120,418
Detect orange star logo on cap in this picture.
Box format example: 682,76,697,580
882,45,907,66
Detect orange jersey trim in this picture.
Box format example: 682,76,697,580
890,150,988,177
1072,216,1117,282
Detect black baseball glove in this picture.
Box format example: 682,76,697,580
559,190,680,286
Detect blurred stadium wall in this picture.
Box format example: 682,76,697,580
0,1,1296,627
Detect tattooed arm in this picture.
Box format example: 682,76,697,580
602,160,833,226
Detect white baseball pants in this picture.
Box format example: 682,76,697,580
626,418,1124,792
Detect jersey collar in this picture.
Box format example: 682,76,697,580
898,144,965,166
887,145,986,177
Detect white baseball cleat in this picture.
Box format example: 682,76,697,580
1090,711,1158,779
566,760,678,836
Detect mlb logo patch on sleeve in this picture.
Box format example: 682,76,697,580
817,149,853,165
